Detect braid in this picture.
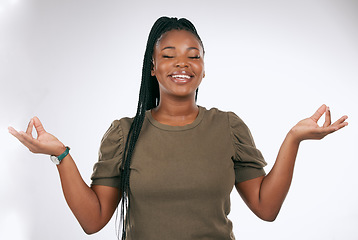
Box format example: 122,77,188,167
118,16,204,240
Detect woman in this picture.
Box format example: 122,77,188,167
8,17,348,239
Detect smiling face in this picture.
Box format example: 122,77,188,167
151,30,205,102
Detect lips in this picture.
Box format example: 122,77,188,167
169,71,194,83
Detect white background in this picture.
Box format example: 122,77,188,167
1,0,357,239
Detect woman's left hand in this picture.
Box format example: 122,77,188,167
289,104,348,143
237,104,348,221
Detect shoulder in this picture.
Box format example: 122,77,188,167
203,106,228,118
202,106,244,125
100,116,134,143
202,106,254,144
117,116,134,133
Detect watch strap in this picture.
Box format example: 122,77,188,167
51,146,70,165
57,146,70,161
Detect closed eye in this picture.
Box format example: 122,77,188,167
163,55,174,58
189,56,201,59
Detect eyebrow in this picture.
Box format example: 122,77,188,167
161,46,200,51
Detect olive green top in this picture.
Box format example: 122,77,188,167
91,106,266,239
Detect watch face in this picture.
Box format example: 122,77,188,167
50,155,60,165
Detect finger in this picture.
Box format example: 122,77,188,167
8,126,20,138
9,126,43,154
26,118,34,135
310,104,327,123
325,123,348,135
8,127,30,144
311,115,348,139
323,106,331,127
320,116,348,136
32,116,46,135
331,115,348,129
9,127,37,149
335,121,348,131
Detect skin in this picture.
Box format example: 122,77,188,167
8,117,120,234
8,29,348,233
151,30,205,125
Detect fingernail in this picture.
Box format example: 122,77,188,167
327,106,330,111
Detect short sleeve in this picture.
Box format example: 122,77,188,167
91,120,123,189
229,112,267,183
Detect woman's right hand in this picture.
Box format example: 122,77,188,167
8,117,66,156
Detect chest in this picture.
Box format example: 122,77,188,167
129,127,235,201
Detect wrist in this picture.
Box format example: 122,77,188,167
51,146,70,165
53,145,67,156
287,128,302,146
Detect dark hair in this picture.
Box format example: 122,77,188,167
118,16,204,239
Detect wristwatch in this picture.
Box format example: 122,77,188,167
50,146,70,165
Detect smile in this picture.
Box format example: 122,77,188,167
172,74,191,79
169,70,194,84
169,74,193,83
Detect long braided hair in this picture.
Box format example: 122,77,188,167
118,16,204,239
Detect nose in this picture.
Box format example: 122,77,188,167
175,56,189,68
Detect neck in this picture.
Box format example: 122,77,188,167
151,97,199,126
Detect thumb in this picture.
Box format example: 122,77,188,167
32,116,46,135
310,104,327,123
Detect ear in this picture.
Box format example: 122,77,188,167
151,60,155,76
203,71,205,78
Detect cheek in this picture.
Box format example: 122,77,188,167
155,62,170,76
194,62,205,76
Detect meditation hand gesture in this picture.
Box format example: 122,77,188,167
8,117,66,156
290,104,348,143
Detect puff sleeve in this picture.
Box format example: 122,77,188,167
91,120,123,189
229,112,267,183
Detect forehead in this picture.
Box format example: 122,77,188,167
155,30,203,51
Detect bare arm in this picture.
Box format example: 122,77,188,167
236,105,348,221
57,154,120,234
8,117,120,234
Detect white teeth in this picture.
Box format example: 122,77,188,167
172,75,191,79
